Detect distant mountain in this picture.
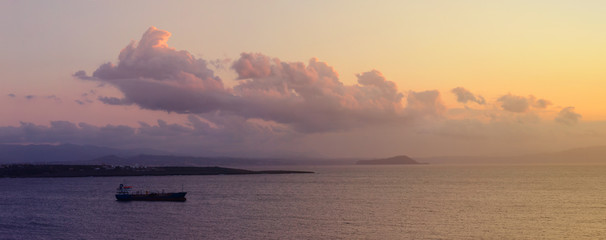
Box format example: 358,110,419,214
88,154,262,167
0,144,168,164
356,155,420,165
545,146,606,163
87,154,357,167
0,144,355,166
419,145,606,164
5,143,604,166
518,145,606,164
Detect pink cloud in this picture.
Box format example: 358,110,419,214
232,53,273,79
76,27,440,133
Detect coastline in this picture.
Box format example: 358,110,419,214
0,164,314,178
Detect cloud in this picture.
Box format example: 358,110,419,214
405,90,445,117
497,94,551,113
529,95,552,109
0,117,295,157
555,107,581,125
232,59,408,132
451,87,485,105
46,95,62,103
60,26,598,158
17,94,62,102
497,94,528,112
232,53,273,79
98,96,132,105
77,27,229,114
209,58,233,71
75,99,94,105
75,27,426,133
0,121,137,146
73,70,94,80
74,90,97,105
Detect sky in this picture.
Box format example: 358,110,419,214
1,0,605,158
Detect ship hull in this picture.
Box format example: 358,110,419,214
115,192,187,201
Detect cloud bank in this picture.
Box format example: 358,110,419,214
0,115,295,157
75,27,443,133
10,26,580,158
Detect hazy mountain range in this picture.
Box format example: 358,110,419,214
0,144,354,166
1,144,605,166
419,145,606,164
0,144,167,164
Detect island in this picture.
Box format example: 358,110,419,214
0,164,313,178
356,155,421,165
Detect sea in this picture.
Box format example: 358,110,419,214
2,164,606,239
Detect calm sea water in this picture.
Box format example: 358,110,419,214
2,164,606,239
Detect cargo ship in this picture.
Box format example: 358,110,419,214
115,184,187,201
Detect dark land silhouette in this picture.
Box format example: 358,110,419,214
356,155,420,165
0,164,313,178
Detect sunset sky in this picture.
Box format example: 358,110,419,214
1,0,605,158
